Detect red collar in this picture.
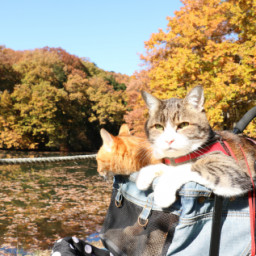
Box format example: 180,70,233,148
164,141,230,165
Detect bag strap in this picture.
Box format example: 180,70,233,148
239,145,256,256
209,195,224,256
209,140,233,256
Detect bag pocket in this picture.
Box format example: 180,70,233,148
100,177,179,256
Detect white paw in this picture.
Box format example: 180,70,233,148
152,165,192,208
136,166,156,190
154,182,177,208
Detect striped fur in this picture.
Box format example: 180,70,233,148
136,86,256,207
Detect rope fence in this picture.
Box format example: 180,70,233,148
0,154,97,165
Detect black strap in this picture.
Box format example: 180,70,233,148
209,195,223,256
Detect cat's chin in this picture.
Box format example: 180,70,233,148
165,151,188,158
162,142,205,158
153,149,166,159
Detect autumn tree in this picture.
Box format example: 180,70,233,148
141,0,256,136
124,70,150,135
0,82,71,150
43,47,90,78
82,60,106,77
0,90,24,148
87,76,127,126
0,46,21,92
14,49,67,88
0,47,129,150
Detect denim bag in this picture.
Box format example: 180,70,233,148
100,174,254,256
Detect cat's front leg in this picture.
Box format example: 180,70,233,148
153,163,202,208
136,163,170,190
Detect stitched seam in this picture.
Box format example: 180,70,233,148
120,188,181,214
178,189,212,197
179,212,250,225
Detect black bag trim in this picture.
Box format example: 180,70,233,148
100,185,179,256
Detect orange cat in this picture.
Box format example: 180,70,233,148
96,124,161,177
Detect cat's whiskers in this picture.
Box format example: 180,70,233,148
137,148,152,163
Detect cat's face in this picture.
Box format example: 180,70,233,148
142,86,211,159
97,124,131,177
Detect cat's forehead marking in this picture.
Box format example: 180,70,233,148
158,98,183,123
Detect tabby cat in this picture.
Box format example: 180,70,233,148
97,124,161,178
136,86,256,208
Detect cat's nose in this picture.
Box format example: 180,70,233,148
166,140,174,145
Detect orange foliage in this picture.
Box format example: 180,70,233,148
124,70,150,135
139,0,256,136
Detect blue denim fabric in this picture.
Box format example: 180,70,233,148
119,174,254,256
167,182,252,256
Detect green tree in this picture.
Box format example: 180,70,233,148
105,75,127,91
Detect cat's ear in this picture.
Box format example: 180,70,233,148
119,124,130,136
185,86,204,111
141,91,160,114
100,129,113,151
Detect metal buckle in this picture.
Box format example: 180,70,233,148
115,186,123,208
137,193,154,228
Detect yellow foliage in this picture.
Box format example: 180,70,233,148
141,0,256,136
0,47,129,150
87,77,127,125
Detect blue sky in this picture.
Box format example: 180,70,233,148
1,0,182,76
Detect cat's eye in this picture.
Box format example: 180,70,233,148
177,122,189,130
154,124,164,131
